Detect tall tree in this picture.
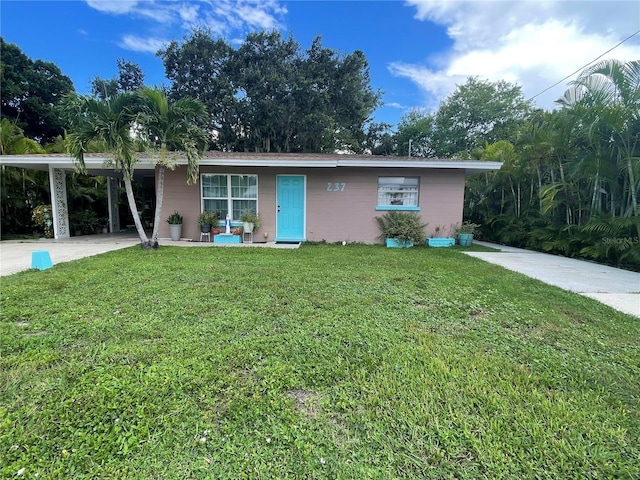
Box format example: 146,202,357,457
0,38,74,143
432,77,532,157
91,59,145,101
159,29,235,149
159,29,380,153
559,59,640,222
63,92,155,248
136,87,209,245
462,60,640,268
394,111,436,157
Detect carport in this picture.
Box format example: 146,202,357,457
0,154,156,239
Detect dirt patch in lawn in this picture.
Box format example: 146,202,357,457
287,389,320,418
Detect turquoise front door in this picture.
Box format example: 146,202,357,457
275,175,305,242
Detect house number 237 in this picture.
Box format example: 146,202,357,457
327,182,346,192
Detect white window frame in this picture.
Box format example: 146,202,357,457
201,174,258,223
375,176,420,211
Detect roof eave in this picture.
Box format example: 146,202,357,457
0,155,503,173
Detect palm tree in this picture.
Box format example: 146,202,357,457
136,88,209,244
0,118,45,155
63,92,155,248
559,59,640,223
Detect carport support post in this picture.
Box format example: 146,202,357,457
48,165,70,239
107,177,120,233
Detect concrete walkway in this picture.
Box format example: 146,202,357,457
0,233,299,277
466,241,640,318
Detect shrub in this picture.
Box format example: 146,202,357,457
31,204,54,238
166,211,183,224
69,210,100,235
375,211,427,244
197,211,218,227
454,221,481,235
240,210,260,228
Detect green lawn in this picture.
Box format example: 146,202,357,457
1,244,638,479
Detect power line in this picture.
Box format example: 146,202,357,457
528,28,640,102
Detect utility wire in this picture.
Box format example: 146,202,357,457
528,28,640,102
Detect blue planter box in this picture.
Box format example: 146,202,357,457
457,233,473,246
427,237,455,247
386,238,414,248
214,234,241,244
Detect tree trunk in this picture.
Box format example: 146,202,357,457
123,176,154,249
509,177,517,217
627,157,639,217
590,172,599,219
151,165,165,244
536,166,543,212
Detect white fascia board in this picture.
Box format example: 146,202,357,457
199,159,339,168
1,155,501,172
0,155,157,170
336,159,503,171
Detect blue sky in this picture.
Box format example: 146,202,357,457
1,1,638,129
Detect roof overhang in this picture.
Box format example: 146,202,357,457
0,154,502,176
0,155,157,179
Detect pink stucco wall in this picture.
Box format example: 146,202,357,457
158,165,466,244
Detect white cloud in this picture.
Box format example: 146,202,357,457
85,0,287,53
394,0,640,111
178,4,200,25
386,102,408,109
119,35,170,53
86,0,140,14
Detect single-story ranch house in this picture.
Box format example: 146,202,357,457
0,152,502,244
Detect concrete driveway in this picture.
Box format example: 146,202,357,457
0,234,141,277
466,242,640,318
0,233,300,277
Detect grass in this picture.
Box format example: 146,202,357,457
1,244,638,479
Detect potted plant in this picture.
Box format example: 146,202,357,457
232,227,242,236
455,221,480,246
166,211,183,241
197,210,218,233
427,224,455,247
375,210,427,248
239,211,260,233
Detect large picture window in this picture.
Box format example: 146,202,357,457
202,174,257,221
377,177,419,209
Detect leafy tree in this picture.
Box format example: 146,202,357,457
433,77,532,157
394,111,436,157
1,38,74,143
136,87,209,244
463,60,640,269
230,31,302,152
159,29,235,149
392,78,531,159
159,29,380,153
364,121,396,156
0,119,49,236
0,118,44,155
91,59,145,101
559,59,640,222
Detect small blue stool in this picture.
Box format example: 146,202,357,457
31,250,53,270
